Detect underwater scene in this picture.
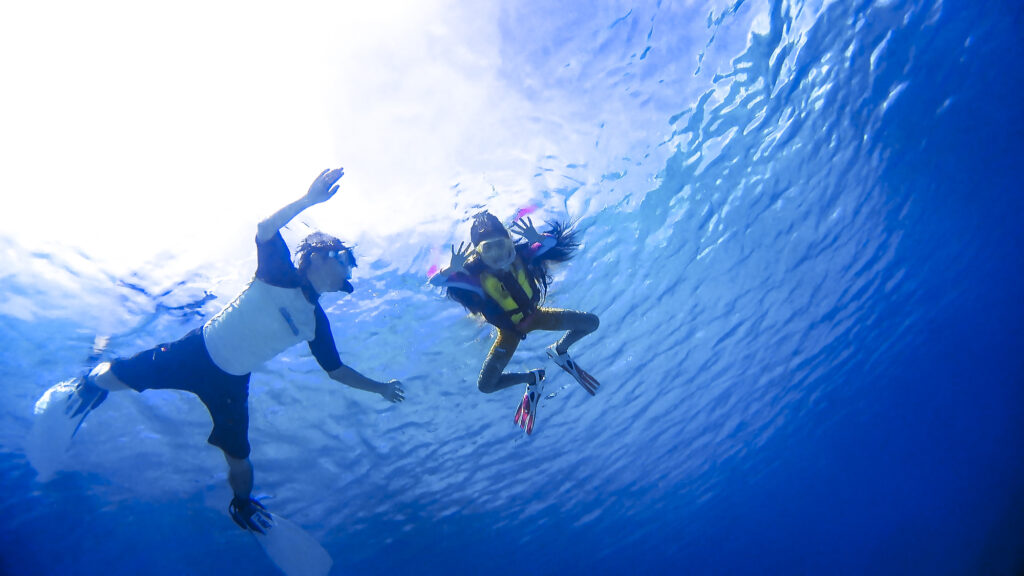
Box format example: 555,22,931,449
1,0,1022,574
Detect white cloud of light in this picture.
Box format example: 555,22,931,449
1,0,690,277
4,1,541,277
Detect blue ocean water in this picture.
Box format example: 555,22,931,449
2,0,1023,574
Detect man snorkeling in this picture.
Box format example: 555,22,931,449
43,168,405,533
429,210,600,434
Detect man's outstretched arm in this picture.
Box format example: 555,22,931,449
256,168,345,242
328,366,405,403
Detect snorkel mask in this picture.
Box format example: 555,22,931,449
477,236,516,270
325,248,357,293
470,210,515,269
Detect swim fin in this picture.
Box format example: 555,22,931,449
546,345,600,395
27,336,111,481
232,498,333,576
514,369,545,435
26,375,108,481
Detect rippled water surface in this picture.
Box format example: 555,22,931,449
2,0,1023,574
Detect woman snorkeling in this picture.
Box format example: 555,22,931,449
429,210,600,434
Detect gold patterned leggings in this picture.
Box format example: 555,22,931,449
477,307,599,393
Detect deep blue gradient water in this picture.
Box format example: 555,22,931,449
2,0,1023,574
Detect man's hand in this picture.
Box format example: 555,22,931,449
510,216,544,244
306,168,344,205
379,379,405,403
256,167,344,242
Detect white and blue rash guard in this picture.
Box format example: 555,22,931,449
202,232,343,376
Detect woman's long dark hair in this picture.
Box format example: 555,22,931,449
521,217,581,298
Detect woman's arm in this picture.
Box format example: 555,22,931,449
510,216,556,257
429,241,473,286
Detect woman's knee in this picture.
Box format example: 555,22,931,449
478,339,514,393
477,369,504,393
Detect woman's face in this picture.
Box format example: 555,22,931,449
477,236,515,270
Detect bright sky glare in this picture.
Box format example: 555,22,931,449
0,1,537,273
2,0,700,283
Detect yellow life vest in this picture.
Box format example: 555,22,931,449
479,260,535,324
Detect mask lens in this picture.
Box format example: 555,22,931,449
478,238,511,256
478,238,513,266
327,249,354,267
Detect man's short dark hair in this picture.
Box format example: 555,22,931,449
295,232,355,274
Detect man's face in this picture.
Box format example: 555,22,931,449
308,249,354,293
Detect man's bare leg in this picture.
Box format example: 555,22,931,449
225,453,267,532
225,453,254,499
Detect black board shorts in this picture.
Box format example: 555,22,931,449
109,327,252,459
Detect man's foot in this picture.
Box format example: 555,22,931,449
230,496,274,535
514,369,545,435
65,374,108,438
546,345,600,395
62,335,112,438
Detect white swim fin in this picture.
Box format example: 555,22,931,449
250,510,333,576
26,376,107,481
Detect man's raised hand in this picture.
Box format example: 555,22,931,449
307,168,345,205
